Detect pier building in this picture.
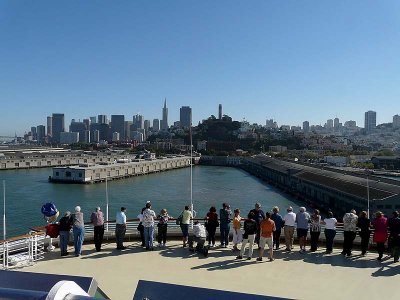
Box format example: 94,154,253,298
240,155,400,217
50,156,191,183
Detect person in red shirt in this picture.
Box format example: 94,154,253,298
258,212,276,261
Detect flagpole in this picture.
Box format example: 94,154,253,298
3,180,6,240
106,176,109,232
190,122,194,229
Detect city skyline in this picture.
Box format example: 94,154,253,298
1,1,400,135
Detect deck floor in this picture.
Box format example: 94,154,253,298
21,240,400,300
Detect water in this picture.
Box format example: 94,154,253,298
0,166,304,237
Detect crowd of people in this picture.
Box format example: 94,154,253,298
55,203,400,263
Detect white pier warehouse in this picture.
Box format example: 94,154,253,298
49,156,191,183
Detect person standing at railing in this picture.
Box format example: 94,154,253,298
157,208,171,248
249,202,265,247
296,207,310,253
143,202,156,251
115,207,127,250
91,207,104,252
309,209,321,252
72,206,85,257
388,211,400,262
232,208,242,251
388,211,399,257
137,207,146,247
372,211,388,261
258,212,276,262
180,205,193,248
283,206,296,251
59,211,73,257
219,203,232,248
341,209,358,257
271,206,283,250
205,206,219,247
322,211,337,254
357,211,371,256
236,212,257,260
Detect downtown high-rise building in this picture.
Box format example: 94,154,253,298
133,114,144,130
160,99,168,131
30,126,37,140
47,116,52,137
144,120,151,133
111,115,125,140
98,115,107,124
303,121,310,133
393,114,400,129
36,125,46,143
153,119,160,131
51,113,65,143
180,106,192,128
364,110,376,132
70,121,88,143
218,104,222,120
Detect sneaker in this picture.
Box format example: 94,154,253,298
236,255,243,259
247,257,252,260
256,257,263,261
269,257,275,262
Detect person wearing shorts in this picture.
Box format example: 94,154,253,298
258,212,276,262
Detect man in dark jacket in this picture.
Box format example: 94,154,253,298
59,211,73,256
249,202,265,246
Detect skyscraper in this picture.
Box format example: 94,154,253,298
111,115,125,140
47,116,52,137
36,125,45,143
364,111,376,132
218,104,222,120
180,106,192,128
144,120,151,133
153,119,160,131
30,127,37,140
160,99,168,131
303,121,310,133
326,119,333,129
51,113,65,143
393,114,400,129
98,115,107,124
70,121,88,143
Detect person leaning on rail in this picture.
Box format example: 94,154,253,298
91,207,105,252
341,209,358,257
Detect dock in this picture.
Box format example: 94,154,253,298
49,156,192,183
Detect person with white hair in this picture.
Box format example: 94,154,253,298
72,206,85,257
296,207,310,253
283,206,296,251
341,209,358,257
91,207,105,252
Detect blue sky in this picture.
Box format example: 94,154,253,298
1,0,399,136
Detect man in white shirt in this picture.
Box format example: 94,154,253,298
283,206,296,251
189,221,208,257
115,207,127,250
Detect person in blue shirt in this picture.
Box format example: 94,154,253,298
271,206,284,250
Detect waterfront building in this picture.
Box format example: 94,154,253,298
303,121,310,133
364,110,377,133
180,106,192,128
393,114,400,129
160,99,168,131
36,125,45,143
69,121,87,143
153,119,160,131
60,132,79,145
46,116,52,138
218,104,222,120
51,113,65,143
111,115,125,141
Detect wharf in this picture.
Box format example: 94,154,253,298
49,156,192,183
